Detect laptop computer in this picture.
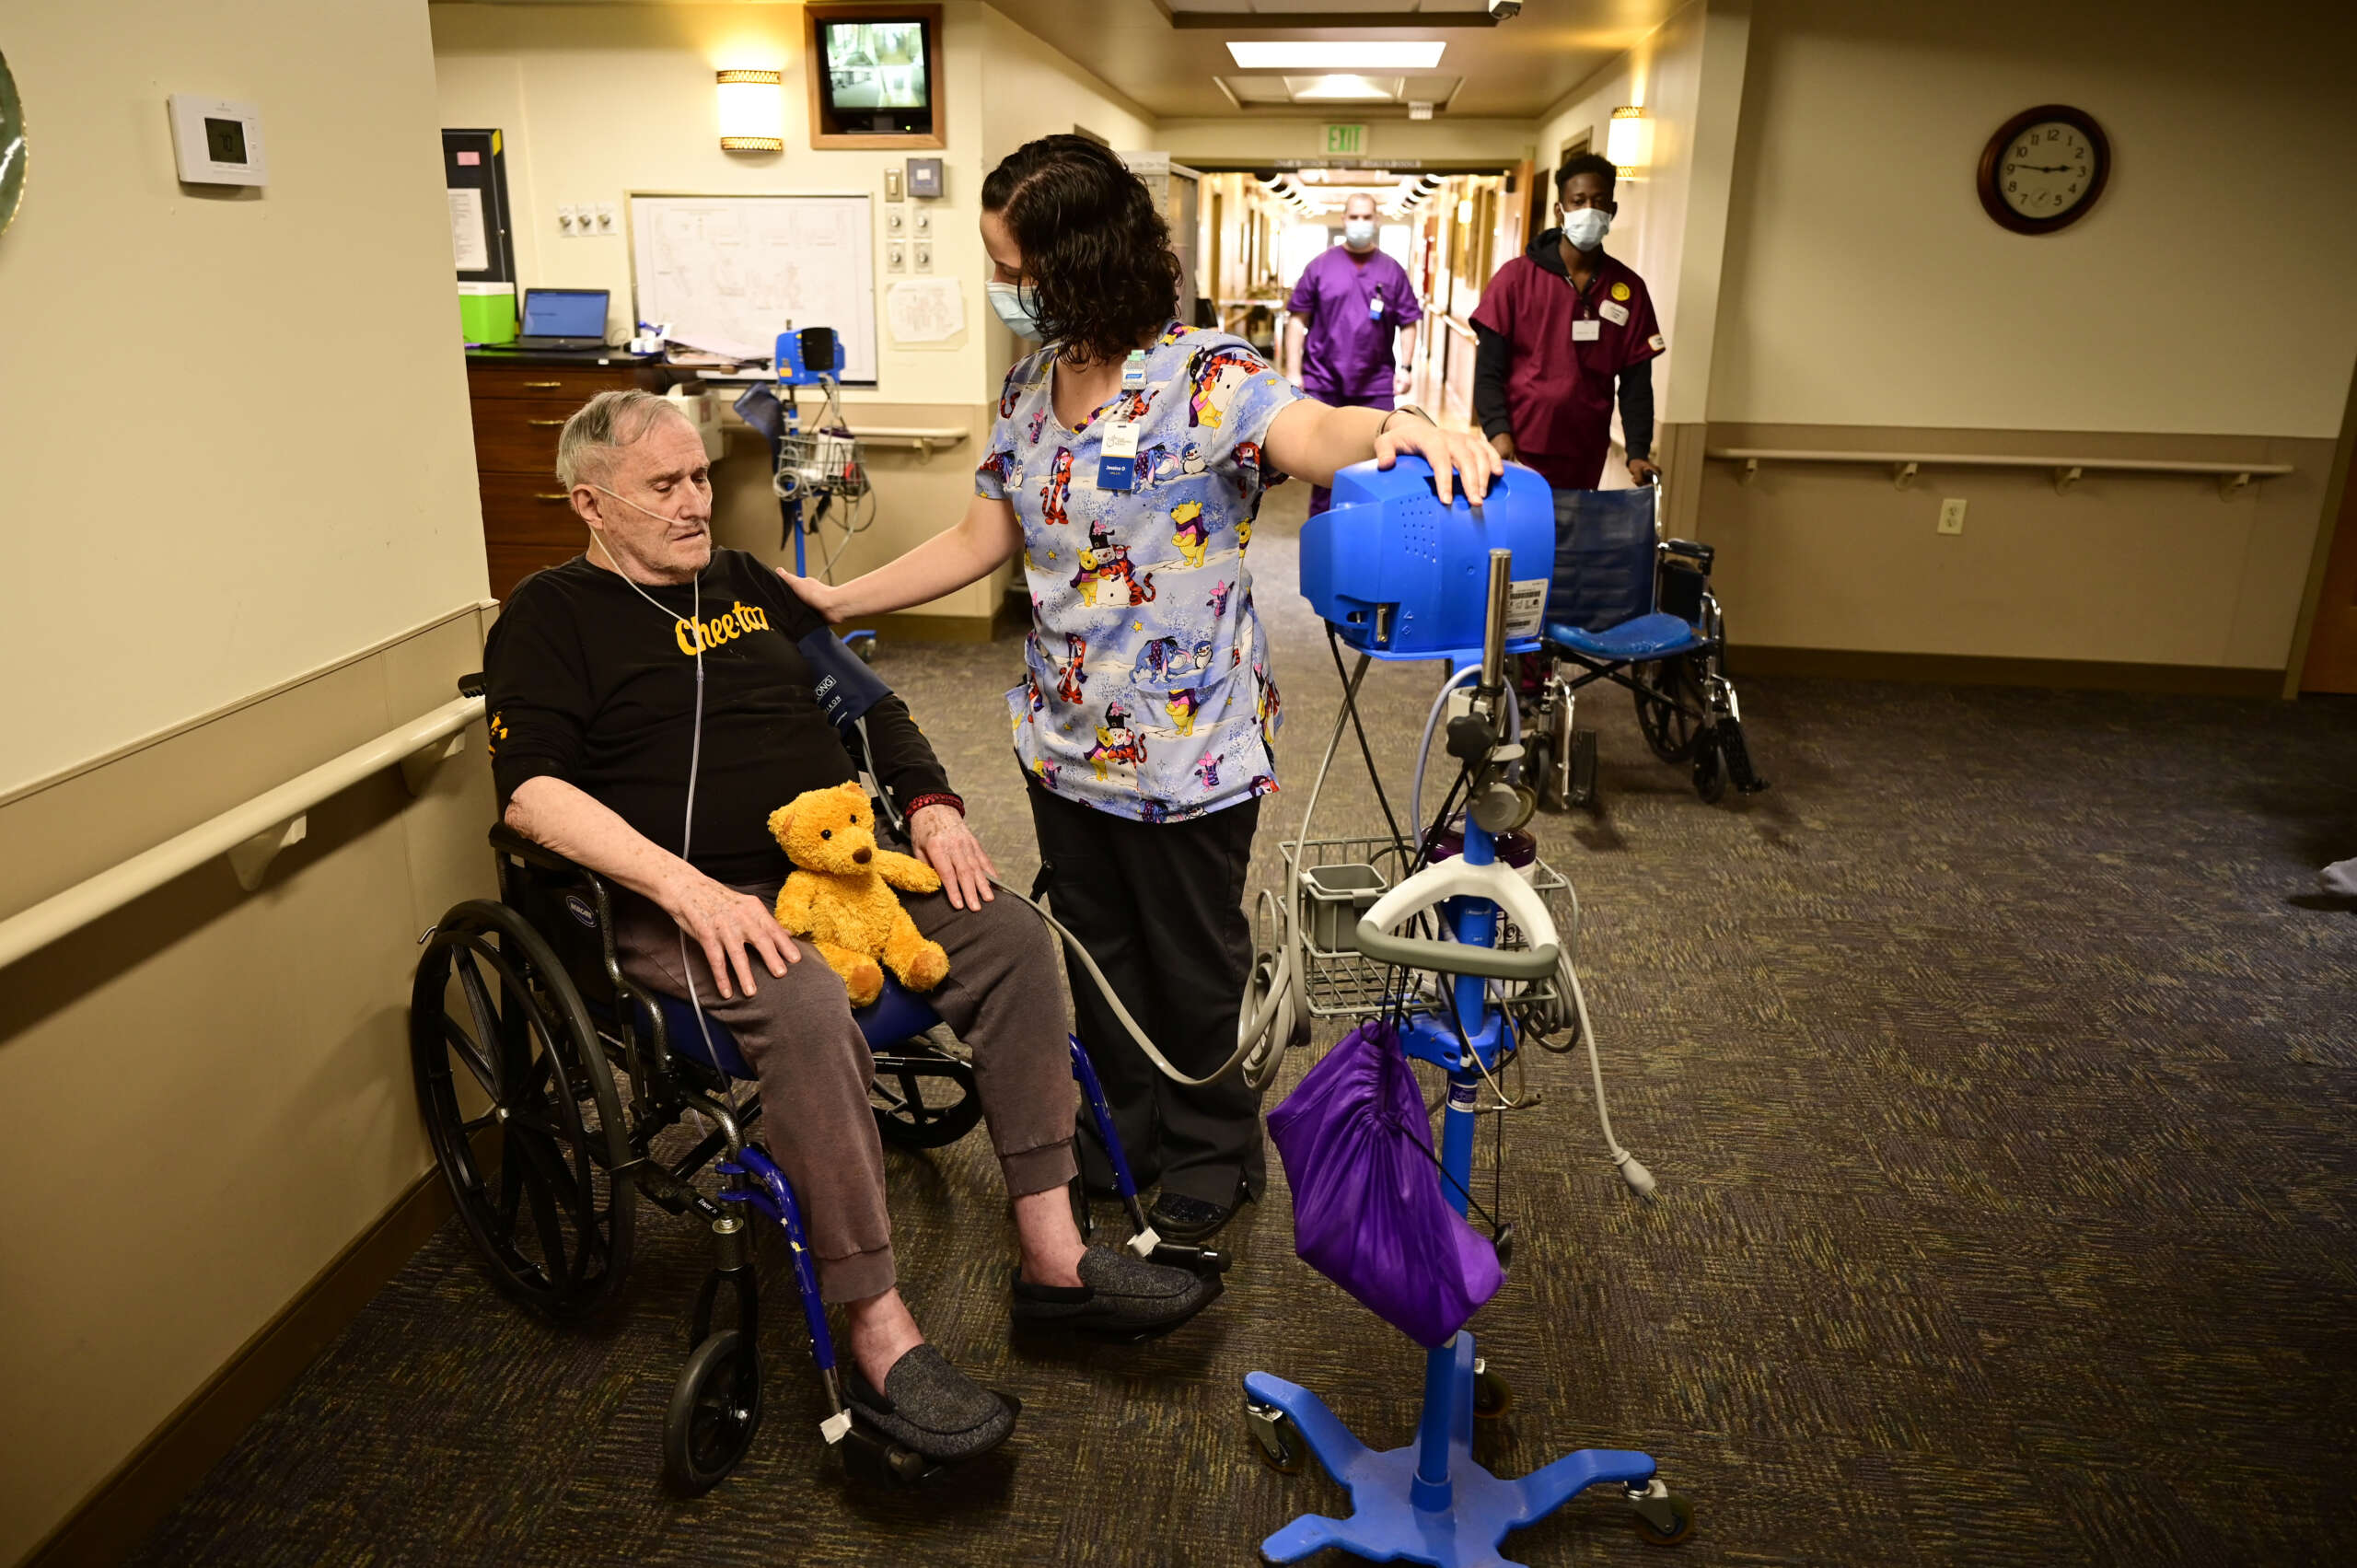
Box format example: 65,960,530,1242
514,287,610,350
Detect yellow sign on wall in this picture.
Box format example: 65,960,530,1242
1323,123,1366,157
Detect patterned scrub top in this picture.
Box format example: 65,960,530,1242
977,323,1299,823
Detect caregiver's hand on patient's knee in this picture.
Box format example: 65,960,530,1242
910,804,996,911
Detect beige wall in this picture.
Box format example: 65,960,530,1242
0,2,497,1560
0,0,487,797
1692,0,2357,668
1713,0,2357,436
431,1,1148,619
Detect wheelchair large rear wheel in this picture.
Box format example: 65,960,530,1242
868,1038,985,1149
1633,656,1706,764
412,900,636,1322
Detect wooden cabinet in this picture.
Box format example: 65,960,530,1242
465,355,668,598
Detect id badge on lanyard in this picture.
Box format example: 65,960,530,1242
1368,287,1386,323
1098,350,1148,492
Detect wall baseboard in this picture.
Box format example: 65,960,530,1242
21,1164,458,1568
1729,645,2285,698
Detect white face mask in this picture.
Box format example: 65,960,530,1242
987,280,1044,340
1343,218,1376,250
1560,205,1612,252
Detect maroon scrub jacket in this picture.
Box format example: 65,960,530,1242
1470,246,1664,491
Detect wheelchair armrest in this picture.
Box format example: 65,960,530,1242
489,821,604,885
1660,539,1713,565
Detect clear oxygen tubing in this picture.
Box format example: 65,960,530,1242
584,490,737,1092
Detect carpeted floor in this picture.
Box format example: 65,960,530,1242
134,487,2357,1567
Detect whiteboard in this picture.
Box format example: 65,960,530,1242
628,193,878,381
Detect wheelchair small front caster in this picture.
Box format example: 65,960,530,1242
1691,734,1727,805
1245,1399,1306,1474
1628,1479,1697,1546
663,1330,762,1495
1471,1360,1513,1421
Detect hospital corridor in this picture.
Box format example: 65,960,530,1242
3,5,2354,1567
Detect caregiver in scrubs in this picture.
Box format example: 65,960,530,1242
786,134,1500,1244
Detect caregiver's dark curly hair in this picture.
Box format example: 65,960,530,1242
982,134,1181,366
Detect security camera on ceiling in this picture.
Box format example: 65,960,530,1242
1488,0,1522,18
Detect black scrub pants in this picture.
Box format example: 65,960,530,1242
1027,780,1264,1207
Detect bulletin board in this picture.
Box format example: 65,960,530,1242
627,192,878,381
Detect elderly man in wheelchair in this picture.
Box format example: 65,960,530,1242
429,389,1218,1486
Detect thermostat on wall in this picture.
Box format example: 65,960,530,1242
905,157,944,200
168,95,267,187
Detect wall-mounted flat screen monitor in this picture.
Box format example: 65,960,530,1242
816,17,935,135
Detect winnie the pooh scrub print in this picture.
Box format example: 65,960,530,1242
978,323,1298,823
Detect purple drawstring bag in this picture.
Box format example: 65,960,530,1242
1268,1019,1503,1347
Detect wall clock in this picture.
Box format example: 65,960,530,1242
1977,104,2108,235
0,51,24,237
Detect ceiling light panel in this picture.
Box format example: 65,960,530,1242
1288,74,1405,101
1226,41,1446,70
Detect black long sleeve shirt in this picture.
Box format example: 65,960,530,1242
484,550,953,884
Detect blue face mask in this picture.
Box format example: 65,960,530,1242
987,281,1043,341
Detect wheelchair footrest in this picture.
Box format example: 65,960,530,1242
1148,1240,1234,1276
1719,716,1769,794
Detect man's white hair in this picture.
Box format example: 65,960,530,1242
555,389,690,489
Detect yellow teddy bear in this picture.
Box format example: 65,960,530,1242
766,781,948,1007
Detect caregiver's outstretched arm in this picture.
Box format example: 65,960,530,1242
782,492,1024,622
1262,401,1504,506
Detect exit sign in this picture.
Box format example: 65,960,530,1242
1323,123,1367,157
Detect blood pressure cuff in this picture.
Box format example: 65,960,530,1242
798,628,893,733
1268,1019,1503,1348
733,384,785,451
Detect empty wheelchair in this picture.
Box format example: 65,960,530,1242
411,678,1218,1496
1521,482,1768,810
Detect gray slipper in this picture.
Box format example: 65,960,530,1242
842,1344,1017,1461
1011,1246,1223,1337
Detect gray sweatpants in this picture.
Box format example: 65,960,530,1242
614,881,1078,1303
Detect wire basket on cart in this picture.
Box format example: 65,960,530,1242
1263,833,1582,1036
772,427,869,504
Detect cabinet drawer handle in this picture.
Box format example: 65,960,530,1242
527,418,566,427
521,380,563,389
536,493,571,502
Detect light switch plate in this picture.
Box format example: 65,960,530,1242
594,202,616,234
913,210,931,235
884,168,905,201
886,209,905,233
912,241,932,273
887,242,906,273
556,204,578,236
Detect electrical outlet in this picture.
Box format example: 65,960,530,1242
556,203,578,236
594,202,616,234
913,241,933,273
887,242,906,273
885,209,905,234
1937,498,1967,535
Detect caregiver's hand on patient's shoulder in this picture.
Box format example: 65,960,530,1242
1375,413,1504,507
910,804,996,911
776,569,847,623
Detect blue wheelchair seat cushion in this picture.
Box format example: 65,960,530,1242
1545,611,1702,660
652,976,945,1080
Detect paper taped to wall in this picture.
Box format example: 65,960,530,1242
886,277,963,344
448,187,489,273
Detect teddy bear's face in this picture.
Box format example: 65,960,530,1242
766,781,879,875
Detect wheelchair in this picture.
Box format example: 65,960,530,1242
1520,482,1768,810
411,678,1224,1497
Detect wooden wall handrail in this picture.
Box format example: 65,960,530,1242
1707,447,2293,498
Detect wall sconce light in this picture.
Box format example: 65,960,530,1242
1607,106,1653,171
716,70,784,153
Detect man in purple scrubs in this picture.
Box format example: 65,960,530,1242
1285,192,1423,515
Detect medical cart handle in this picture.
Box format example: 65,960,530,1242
1353,856,1562,981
